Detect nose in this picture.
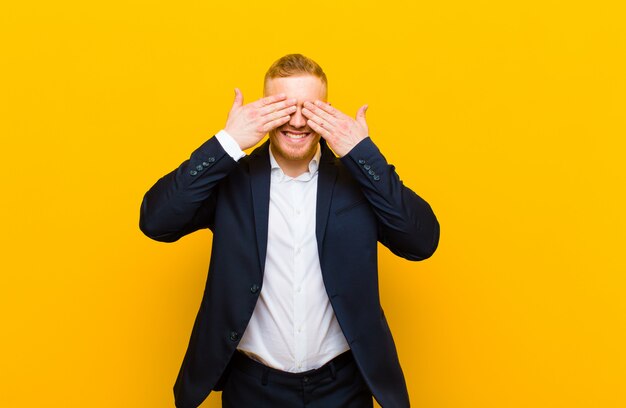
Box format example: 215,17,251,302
289,106,306,129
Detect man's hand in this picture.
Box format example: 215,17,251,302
225,88,298,150
302,100,369,157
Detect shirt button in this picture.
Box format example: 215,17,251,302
297,363,303,369
229,331,239,341
296,286,301,293
250,284,260,294
189,170,198,176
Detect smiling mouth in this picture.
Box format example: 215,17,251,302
280,130,311,140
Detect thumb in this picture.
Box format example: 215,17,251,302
356,104,368,126
232,88,243,109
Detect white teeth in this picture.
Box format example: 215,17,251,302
284,132,308,139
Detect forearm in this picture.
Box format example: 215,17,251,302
340,137,440,260
139,134,239,242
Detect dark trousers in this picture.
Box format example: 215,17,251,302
221,350,374,407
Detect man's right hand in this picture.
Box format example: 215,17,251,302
224,88,297,150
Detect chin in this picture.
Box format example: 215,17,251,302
270,129,321,161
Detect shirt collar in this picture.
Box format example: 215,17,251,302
269,143,321,182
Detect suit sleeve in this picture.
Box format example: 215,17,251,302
339,137,440,261
139,135,239,242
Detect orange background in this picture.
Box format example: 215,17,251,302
1,0,625,407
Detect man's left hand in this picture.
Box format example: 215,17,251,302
302,100,369,157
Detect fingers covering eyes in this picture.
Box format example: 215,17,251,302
259,115,291,133
259,94,287,106
302,106,336,128
263,106,296,124
260,99,296,116
306,119,331,138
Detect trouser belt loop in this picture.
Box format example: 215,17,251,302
328,360,337,380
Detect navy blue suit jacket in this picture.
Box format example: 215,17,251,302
139,136,440,408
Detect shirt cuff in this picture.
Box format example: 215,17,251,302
215,129,246,161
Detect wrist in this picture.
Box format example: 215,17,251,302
215,129,246,160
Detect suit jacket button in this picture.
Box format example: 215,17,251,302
189,170,198,176
196,164,204,171
229,331,239,341
368,169,375,175
250,284,260,294
373,175,381,181
358,159,366,164
202,161,210,167
363,164,371,170
208,157,216,163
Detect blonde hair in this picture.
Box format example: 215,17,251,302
264,54,327,94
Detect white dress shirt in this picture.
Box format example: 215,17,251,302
215,130,350,372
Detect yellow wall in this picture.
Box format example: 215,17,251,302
2,1,625,406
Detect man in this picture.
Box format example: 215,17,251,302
140,54,440,408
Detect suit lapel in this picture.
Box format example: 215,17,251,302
249,140,271,273
316,140,338,257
